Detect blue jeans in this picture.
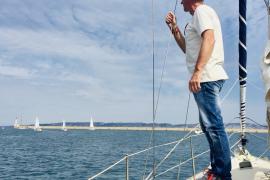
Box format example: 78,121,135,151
193,80,232,179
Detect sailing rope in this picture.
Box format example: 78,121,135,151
184,93,191,131
151,0,156,177
142,0,179,179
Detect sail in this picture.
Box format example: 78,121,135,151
262,48,270,142
90,117,95,130
90,117,94,127
35,117,40,128
14,117,19,128
62,120,67,131
261,0,270,143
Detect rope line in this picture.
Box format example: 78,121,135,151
88,156,126,180
259,146,270,158
220,78,238,104
150,0,156,177
143,0,179,178
184,92,191,131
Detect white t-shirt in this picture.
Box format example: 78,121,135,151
184,4,228,82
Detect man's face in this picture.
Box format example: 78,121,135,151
181,0,193,12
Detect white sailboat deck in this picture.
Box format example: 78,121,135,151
190,155,270,180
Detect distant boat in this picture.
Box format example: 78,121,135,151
18,126,27,130
13,117,19,129
18,115,26,129
194,128,203,135
89,117,95,130
62,120,67,131
34,117,42,132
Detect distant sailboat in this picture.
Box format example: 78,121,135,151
62,120,67,131
13,117,19,129
34,117,42,131
89,117,95,130
18,115,26,129
194,128,203,135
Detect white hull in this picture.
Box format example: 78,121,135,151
231,155,270,180
89,127,95,131
34,128,42,132
189,152,270,180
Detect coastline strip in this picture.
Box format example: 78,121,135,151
17,125,269,133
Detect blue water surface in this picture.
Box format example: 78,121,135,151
0,128,269,180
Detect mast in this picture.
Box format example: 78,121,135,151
239,0,248,148
265,0,270,40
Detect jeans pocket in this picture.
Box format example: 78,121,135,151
216,80,225,89
202,80,223,94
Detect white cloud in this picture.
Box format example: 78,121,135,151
0,63,34,79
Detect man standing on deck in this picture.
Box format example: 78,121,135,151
165,0,231,179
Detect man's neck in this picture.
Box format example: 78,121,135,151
190,2,203,15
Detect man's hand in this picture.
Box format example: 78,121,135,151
165,11,177,29
189,71,202,93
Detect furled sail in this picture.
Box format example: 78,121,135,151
261,0,270,144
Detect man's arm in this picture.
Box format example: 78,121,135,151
171,25,186,53
165,11,186,53
189,29,215,93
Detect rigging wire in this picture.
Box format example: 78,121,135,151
184,93,191,131
151,0,156,177
142,0,179,179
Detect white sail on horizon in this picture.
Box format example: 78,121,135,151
35,117,40,128
34,117,42,131
89,116,95,130
63,120,66,127
14,117,19,128
62,120,67,131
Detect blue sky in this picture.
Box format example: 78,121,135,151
0,0,269,126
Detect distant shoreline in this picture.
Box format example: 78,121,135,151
15,125,269,133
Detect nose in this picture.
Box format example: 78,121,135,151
180,0,183,4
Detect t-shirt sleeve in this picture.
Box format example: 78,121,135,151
193,7,214,36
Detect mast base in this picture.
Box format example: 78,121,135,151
241,137,248,147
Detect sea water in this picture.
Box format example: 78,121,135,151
0,127,269,180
